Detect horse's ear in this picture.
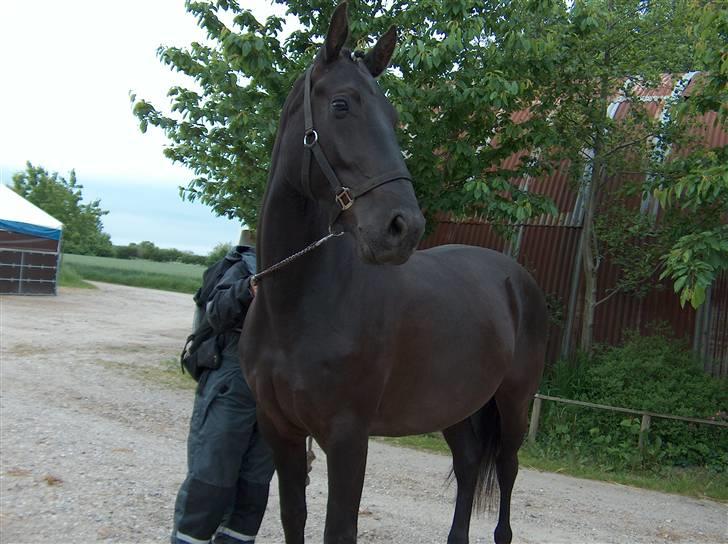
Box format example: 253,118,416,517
364,26,397,77
324,2,349,63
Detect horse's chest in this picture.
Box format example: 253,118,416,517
265,341,373,390
251,331,385,419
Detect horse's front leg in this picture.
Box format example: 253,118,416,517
257,411,308,544
322,420,369,544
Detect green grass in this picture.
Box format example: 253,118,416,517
58,262,96,289
378,434,728,502
99,357,197,390
62,254,206,293
518,445,728,501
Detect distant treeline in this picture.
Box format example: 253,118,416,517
8,163,236,267
110,240,232,266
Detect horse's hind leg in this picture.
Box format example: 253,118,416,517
444,399,502,544
443,418,483,544
492,390,531,544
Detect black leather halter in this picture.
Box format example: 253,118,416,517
300,64,413,225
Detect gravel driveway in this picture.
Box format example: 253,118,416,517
1,282,725,543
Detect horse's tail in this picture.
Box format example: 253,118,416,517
472,397,501,512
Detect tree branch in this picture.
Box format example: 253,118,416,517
603,134,653,158
594,286,622,307
595,262,665,307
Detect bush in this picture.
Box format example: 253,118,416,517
537,332,728,471
112,242,208,265
206,242,234,265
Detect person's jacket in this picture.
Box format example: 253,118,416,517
205,246,256,361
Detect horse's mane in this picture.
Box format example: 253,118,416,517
265,73,305,184
256,53,370,267
256,72,307,268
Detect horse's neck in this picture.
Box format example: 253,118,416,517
256,78,356,313
258,158,353,313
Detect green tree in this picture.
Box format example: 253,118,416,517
504,0,714,351
12,162,113,256
649,1,728,309
207,241,234,265
135,240,162,261
131,0,560,229
133,0,724,352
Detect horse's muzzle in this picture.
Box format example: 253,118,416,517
359,206,425,265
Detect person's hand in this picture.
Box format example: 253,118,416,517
250,279,258,297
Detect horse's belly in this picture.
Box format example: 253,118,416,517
369,355,506,436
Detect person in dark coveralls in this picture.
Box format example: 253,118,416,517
172,235,274,544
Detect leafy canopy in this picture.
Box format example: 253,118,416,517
133,0,726,309
650,1,728,308
132,0,563,229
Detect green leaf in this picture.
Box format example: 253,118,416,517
673,275,687,293
691,285,706,308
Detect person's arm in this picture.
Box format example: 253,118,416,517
205,260,255,333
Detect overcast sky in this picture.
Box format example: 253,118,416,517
0,0,284,254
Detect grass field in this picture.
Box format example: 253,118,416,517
58,260,96,289
61,254,206,293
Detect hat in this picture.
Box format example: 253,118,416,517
239,229,256,246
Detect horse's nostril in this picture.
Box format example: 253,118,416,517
389,214,407,239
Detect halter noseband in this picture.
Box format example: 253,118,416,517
300,64,413,225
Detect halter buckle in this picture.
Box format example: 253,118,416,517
335,188,354,211
303,129,318,148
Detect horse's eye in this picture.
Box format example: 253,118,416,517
331,98,349,117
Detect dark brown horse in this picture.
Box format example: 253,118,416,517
241,3,548,543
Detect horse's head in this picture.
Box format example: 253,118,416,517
298,2,425,265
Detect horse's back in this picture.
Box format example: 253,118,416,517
414,243,549,354
416,243,529,278
411,243,545,311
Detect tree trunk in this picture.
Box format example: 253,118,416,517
578,24,612,353
579,162,600,353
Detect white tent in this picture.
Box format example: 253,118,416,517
0,184,64,295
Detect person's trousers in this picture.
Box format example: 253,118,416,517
172,357,275,544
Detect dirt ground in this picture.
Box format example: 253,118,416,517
1,282,726,544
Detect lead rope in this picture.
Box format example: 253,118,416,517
250,230,344,286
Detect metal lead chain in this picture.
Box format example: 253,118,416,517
251,230,345,285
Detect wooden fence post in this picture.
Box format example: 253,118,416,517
638,414,651,453
528,397,543,445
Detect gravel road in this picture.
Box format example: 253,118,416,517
1,282,725,543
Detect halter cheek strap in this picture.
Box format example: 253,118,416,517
300,65,413,225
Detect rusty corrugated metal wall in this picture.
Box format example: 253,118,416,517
695,272,728,377
418,73,728,373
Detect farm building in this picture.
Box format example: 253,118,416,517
0,184,63,295
420,73,728,376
